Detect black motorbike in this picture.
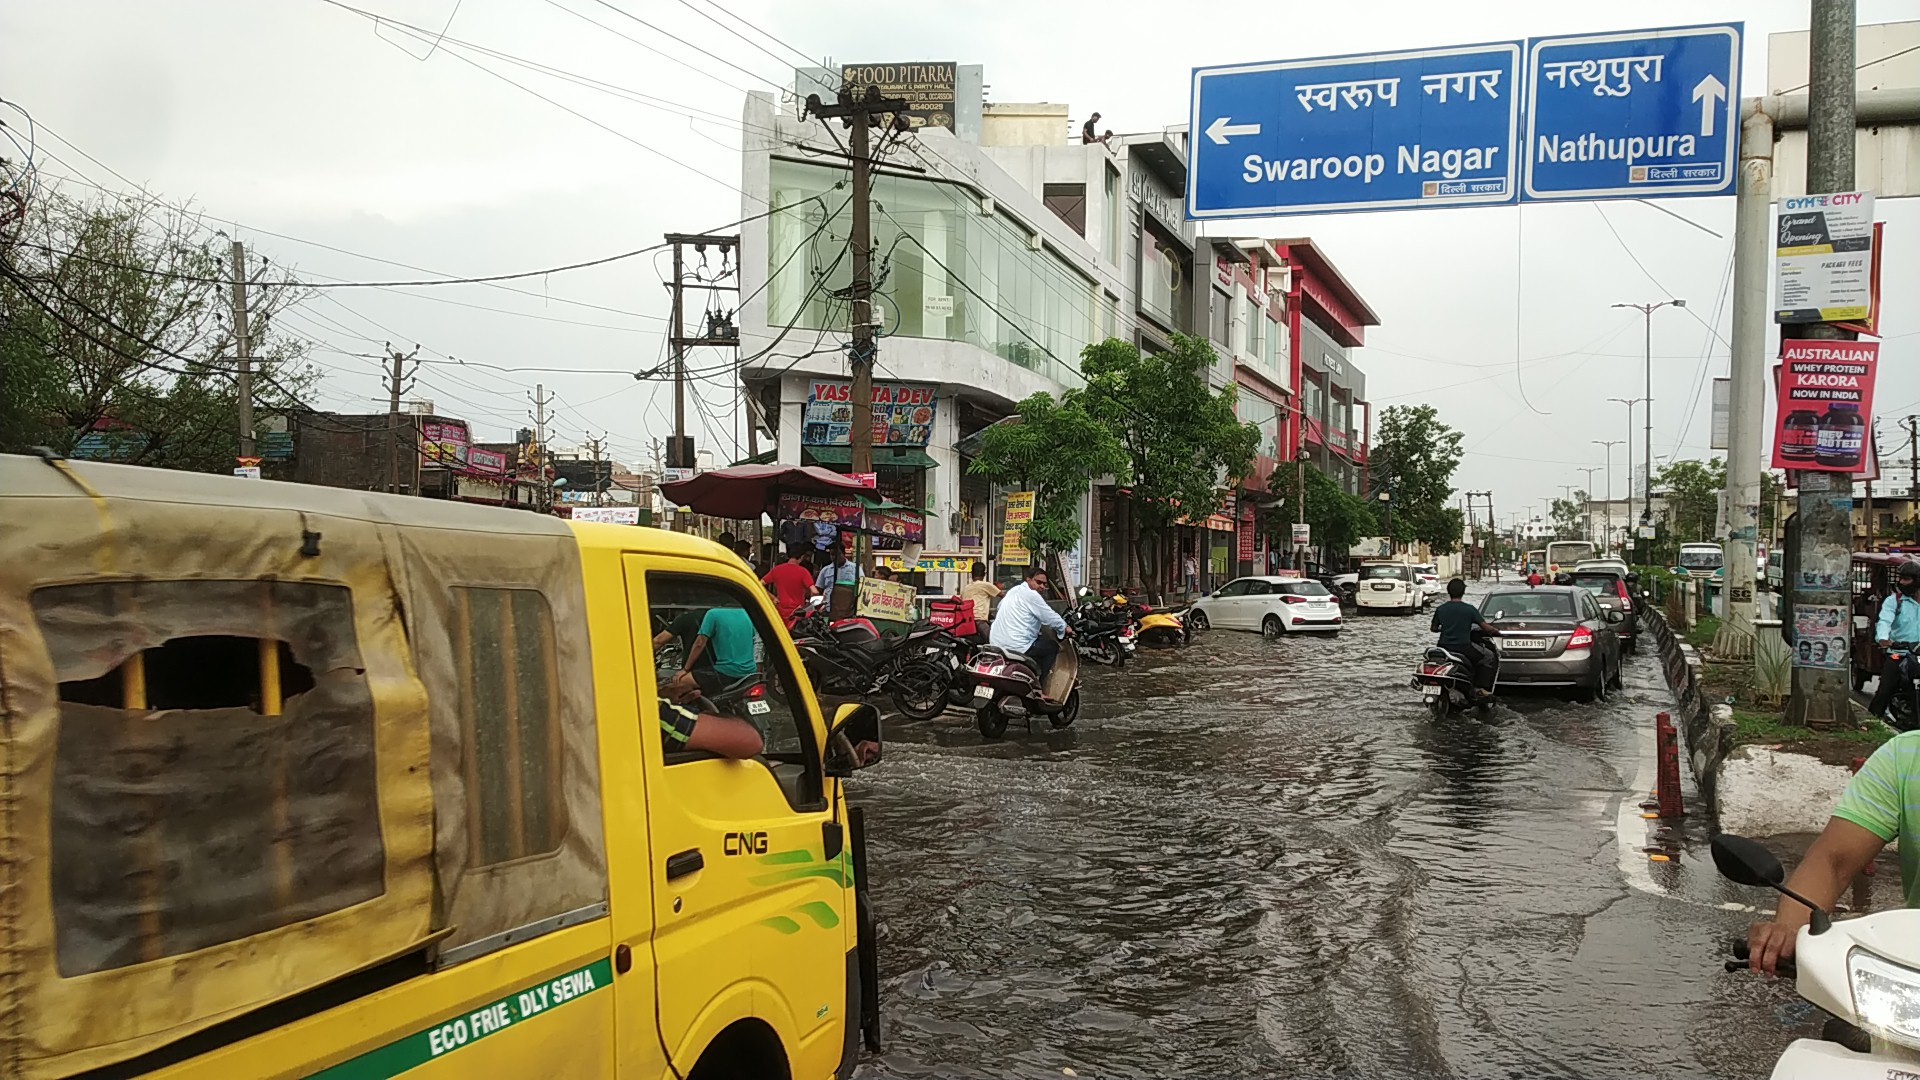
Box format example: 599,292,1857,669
1067,589,1136,667
1880,640,1920,733
790,600,957,721
1411,632,1500,719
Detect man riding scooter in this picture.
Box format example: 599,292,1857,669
1430,578,1501,700
1868,560,1920,723
989,565,1072,686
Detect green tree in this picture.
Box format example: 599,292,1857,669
0,191,315,471
1266,465,1378,565
1080,333,1260,597
1654,457,1725,542
1549,491,1589,540
1371,404,1466,553
969,390,1129,595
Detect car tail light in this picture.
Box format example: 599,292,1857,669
1566,625,1594,649
1280,594,1308,604
1616,579,1631,602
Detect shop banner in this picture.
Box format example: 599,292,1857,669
468,447,508,475
803,380,938,447
776,492,864,528
1291,523,1311,546
420,420,470,466
1005,491,1035,525
880,554,975,573
1770,340,1879,473
1237,521,1255,561
840,62,956,131
867,506,925,550
571,507,640,525
856,577,920,623
1776,191,1875,324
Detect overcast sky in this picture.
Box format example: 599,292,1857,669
3,0,1914,520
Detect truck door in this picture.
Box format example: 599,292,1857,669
624,558,851,1077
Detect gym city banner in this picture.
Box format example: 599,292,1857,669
1770,339,1879,473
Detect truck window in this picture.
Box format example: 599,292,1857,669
30,579,384,976
645,574,824,812
453,587,564,867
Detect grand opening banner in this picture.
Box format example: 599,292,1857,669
1771,339,1878,473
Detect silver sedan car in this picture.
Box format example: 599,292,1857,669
1479,585,1625,702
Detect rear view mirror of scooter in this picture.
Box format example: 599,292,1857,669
1709,834,1832,934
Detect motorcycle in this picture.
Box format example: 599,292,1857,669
1879,641,1920,733
1713,833,1920,1076
966,631,1082,739
790,598,957,721
1067,587,1136,667
1411,632,1500,719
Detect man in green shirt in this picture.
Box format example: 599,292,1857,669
1430,578,1500,698
1748,730,1920,975
682,606,758,696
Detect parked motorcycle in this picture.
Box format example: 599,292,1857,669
1411,635,1500,720
1878,640,1920,733
790,599,956,721
966,632,1082,739
1068,587,1136,667
1713,833,1920,1076
1098,590,1190,647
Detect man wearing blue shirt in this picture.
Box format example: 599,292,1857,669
989,566,1071,679
1869,561,1920,721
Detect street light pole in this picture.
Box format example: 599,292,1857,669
1613,300,1686,555
1577,467,1602,541
1607,397,1647,546
1593,439,1620,553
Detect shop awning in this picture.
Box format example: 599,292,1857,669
805,446,939,468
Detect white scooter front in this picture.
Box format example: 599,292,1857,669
1712,835,1920,1078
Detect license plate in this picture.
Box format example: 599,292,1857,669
1502,639,1548,652
971,684,993,701
1421,686,1441,698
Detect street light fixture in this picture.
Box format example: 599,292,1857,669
1613,299,1686,550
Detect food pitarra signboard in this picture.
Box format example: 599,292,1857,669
802,380,938,447
1775,191,1876,323
1187,22,1740,218
840,62,956,131
1771,340,1879,474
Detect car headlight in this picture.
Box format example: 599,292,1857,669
1849,949,1920,1047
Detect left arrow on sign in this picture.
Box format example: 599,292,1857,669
1690,73,1726,138
1205,115,1261,145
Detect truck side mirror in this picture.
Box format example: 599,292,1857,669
825,701,882,776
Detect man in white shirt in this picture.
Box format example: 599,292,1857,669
989,565,1071,678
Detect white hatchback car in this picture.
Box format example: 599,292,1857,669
1189,576,1343,637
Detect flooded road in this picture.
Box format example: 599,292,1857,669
850,589,1879,1079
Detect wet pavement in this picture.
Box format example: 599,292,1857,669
850,584,1907,1079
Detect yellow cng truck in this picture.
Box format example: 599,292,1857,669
0,454,883,1079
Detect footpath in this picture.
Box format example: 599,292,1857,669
1643,597,1892,836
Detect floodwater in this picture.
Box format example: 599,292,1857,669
849,589,1892,1079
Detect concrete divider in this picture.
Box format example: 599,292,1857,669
1640,606,1735,810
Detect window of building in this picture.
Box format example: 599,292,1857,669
1239,394,1283,458
1209,288,1231,346
33,579,383,976
1262,307,1281,376
1043,183,1086,236
453,587,564,868
1103,164,1120,263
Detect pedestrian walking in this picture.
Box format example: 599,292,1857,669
1183,550,1199,595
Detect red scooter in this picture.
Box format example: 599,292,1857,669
965,630,1081,739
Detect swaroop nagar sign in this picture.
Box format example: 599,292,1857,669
1187,22,1740,217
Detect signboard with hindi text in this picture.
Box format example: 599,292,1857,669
855,577,920,623
802,380,938,447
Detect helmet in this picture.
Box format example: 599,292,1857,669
1553,572,1573,586
1900,561,1920,586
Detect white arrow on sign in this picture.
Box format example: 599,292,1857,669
1690,73,1727,137
1205,115,1261,145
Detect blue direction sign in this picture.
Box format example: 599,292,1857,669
1523,23,1741,201
1188,43,1523,218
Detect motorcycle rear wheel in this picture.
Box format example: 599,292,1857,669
890,658,952,722
1049,687,1081,728
1428,692,1451,720
976,696,1009,739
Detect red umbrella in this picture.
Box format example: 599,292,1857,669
659,464,873,520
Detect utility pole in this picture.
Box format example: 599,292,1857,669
662,233,741,490
584,433,608,506
383,344,420,495
229,241,255,464
530,383,554,512
1786,0,1858,727
1608,399,1645,548
806,83,910,568
1909,416,1919,545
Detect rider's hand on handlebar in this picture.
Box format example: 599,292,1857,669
1879,638,1893,648
1747,914,1805,977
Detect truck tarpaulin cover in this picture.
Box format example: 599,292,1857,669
0,455,606,1078
1770,339,1879,473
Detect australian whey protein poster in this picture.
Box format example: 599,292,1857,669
1771,339,1880,473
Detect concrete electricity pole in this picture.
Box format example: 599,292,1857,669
1909,416,1920,545
530,383,554,512
1786,0,1858,727
383,344,420,495
229,241,255,463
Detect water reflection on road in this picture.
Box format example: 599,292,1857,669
851,595,1845,1079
